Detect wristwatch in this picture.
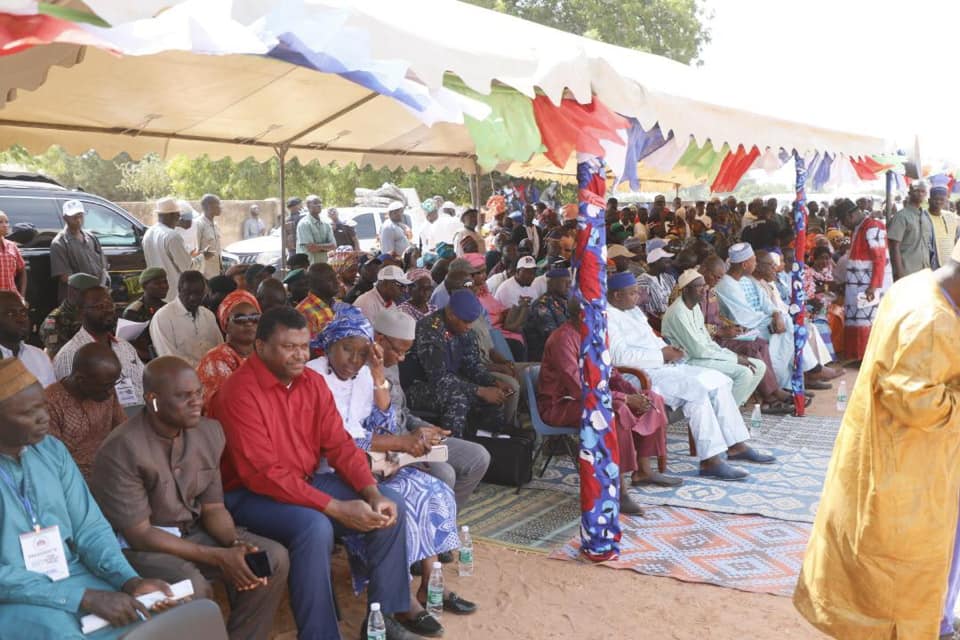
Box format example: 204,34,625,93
374,379,391,391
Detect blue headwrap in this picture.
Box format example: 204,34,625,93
435,242,456,259
313,305,373,353
422,199,437,214
607,271,637,291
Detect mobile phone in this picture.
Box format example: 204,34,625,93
245,550,272,578
504,388,516,397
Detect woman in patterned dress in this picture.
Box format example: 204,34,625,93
307,306,476,634
197,290,260,412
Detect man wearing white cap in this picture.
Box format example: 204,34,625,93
354,265,411,323
494,255,539,308
379,201,411,257
142,197,203,302
716,243,835,392
662,269,766,407
606,271,775,481
373,309,490,511
636,246,676,319
297,195,336,264
50,199,108,299
430,201,463,248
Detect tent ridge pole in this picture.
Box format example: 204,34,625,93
280,91,381,146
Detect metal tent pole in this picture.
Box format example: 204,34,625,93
275,144,289,276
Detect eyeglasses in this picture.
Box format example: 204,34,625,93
231,313,261,325
381,335,410,359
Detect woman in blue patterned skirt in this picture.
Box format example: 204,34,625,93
307,306,477,635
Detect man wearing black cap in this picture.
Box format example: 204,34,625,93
523,267,571,361
284,197,303,258
282,268,309,306
406,290,511,437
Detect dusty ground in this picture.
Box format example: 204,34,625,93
266,368,857,639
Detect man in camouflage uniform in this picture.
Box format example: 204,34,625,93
523,266,571,361
405,290,510,437
40,272,100,358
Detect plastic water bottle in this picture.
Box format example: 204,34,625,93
367,602,386,640
426,561,444,620
836,379,848,412
458,525,474,577
750,403,762,433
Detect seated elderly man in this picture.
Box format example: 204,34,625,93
661,269,766,408
53,285,145,408
0,358,206,638
715,243,837,391
354,265,411,323
406,290,511,437
209,307,412,640
45,343,127,479
91,357,289,640
538,299,681,515
606,271,776,481
373,309,491,512
150,271,223,368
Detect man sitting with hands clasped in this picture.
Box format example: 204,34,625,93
91,356,289,640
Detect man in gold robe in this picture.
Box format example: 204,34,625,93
794,240,960,639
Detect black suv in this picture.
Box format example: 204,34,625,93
0,172,147,333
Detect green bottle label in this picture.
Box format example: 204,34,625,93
460,548,473,564
427,588,443,606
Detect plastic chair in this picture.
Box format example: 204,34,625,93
121,600,227,640
523,365,579,477
489,328,515,363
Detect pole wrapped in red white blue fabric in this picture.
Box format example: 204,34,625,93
790,152,808,416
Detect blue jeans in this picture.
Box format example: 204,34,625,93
225,473,409,640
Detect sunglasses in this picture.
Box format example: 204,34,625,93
231,313,261,325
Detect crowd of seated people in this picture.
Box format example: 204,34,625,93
0,187,898,638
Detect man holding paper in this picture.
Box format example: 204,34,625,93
0,357,188,638
91,357,288,640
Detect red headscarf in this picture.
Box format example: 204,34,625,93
216,290,260,332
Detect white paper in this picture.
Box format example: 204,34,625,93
857,292,880,309
81,579,194,635
116,318,149,341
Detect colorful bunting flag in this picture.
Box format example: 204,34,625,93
710,144,760,193
531,96,629,168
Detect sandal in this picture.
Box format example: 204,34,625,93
399,610,444,637
443,591,478,615
762,400,794,415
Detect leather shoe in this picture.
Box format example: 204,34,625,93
619,490,645,515
443,592,477,615
727,447,777,465
360,614,433,640
699,461,749,481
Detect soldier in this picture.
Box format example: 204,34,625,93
39,272,101,358
405,289,510,436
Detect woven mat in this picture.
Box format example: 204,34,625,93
549,506,811,597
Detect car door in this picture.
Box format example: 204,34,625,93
71,199,146,303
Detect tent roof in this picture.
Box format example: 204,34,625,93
0,0,890,173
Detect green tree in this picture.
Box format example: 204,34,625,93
465,0,711,65
118,153,172,200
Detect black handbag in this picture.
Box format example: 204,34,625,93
468,431,534,489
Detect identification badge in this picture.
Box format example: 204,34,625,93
115,375,139,406
19,525,70,581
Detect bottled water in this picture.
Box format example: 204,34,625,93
750,403,762,433
836,379,848,412
426,561,444,620
367,602,385,640
458,525,474,577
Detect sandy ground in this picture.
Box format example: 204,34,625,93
265,368,857,639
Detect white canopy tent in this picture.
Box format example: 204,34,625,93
0,0,890,182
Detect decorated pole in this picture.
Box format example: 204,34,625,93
573,153,621,561
789,152,809,416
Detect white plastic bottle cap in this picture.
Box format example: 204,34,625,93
461,525,469,533
370,603,381,612
433,561,442,569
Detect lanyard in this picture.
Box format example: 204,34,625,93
0,460,40,531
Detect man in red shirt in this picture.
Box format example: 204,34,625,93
211,306,412,640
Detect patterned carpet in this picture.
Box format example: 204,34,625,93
549,506,811,597
526,435,830,523
459,483,580,552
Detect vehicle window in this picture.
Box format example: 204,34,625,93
352,213,377,239
0,196,60,230
79,201,137,247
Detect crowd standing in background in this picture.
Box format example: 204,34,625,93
0,177,945,639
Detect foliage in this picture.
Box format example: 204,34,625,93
118,154,171,200
465,0,711,65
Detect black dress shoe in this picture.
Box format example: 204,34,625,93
443,592,477,615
